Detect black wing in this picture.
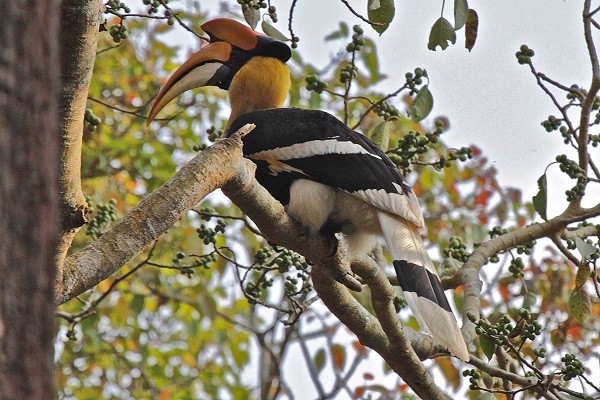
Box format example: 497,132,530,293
227,108,424,228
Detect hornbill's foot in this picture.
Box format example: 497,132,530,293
338,272,362,292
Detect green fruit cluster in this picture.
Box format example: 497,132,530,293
106,0,131,13
196,220,227,246
443,236,469,262
489,226,508,238
109,24,128,43
405,67,427,94
237,0,267,11
143,0,168,14
305,74,327,94
268,5,278,23
541,115,561,132
508,257,525,278
206,125,223,142
84,108,101,133
556,154,584,179
346,25,365,52
86,198,118,239
561,353,584,380
516,44,535,65
339,64,357,84
374,101,399,121
462,369,482,391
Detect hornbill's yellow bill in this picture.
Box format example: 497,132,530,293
146,18,291,125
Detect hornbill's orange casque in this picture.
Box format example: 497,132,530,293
147,18,470,361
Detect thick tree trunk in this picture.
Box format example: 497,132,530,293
0,1,60,398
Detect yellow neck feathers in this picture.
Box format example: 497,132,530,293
227,56,290,128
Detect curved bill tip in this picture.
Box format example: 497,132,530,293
146,42,234,126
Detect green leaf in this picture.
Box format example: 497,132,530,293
575,237,597,260
243,6,260,29
521,292,537,310
532,173,547,220
261,21,290,41
427,17,456,51
131,293,145,314
569,287,591,324
314,348,326,373
370,120,390,151
324,22,349,41
479,333,496,360
368,0,395,35
465,9,479,52
408,85,434,122
477,392,499,400
574,253,591,290
454,0,469,29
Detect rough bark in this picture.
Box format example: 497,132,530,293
55,0,103,285
56,130,248,304
0,1,61,398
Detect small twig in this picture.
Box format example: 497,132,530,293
339,0,385,26
550,234,581,265
528,63,578,138
288,0,299,41
88,96,147,119
343,51,357,125
57,242,157,322
351,85,407,130
96,42,123,55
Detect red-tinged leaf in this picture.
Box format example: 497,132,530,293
352,340,368,357
354,387,365,397
363,372,374,381
475,189,492,206
398,383,409,391
565,321,583,340
517,215,527,227
499,283,510,302
478,213,488,225
465,9,479,51
471,144,482,156
412,181,423,197
435,357,461,389
314,348,326,373
331,344,346,370
159,389,172,400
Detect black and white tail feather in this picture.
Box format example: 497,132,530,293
228,108,470,361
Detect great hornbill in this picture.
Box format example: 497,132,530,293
147,18,469,361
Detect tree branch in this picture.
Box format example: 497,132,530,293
56,0,103,285
56,128,250,303
460,202,600,344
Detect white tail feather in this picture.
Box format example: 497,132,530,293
377,211,470,361
377,212,435,275
405,292,470,361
